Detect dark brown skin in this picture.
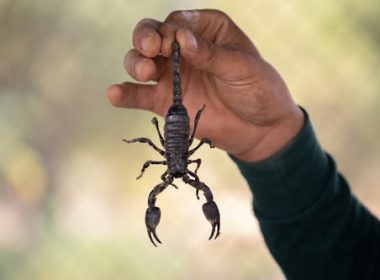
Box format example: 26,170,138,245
107,9,304,162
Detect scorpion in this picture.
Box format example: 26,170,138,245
124,41,220,246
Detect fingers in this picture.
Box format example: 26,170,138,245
132,11,202,58
112,9,257,112
129,28,244,82
107,83,157,112
130,10,255,79
124,49,167,82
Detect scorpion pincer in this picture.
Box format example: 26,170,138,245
124,41,221,246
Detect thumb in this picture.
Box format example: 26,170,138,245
176,29,252,79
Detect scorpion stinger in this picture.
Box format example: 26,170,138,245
124,41,221,246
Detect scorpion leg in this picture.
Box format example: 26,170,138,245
161,171,178,189
189,105,205,146
123,137,165,156
151,117,165,147
188,170,201,199
182,174,221,240
146,175,174,246
136,160,166,179
189,138,214,156
188,158,201,175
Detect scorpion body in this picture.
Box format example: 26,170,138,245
124,42,220,246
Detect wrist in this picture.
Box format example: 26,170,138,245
233,106,305,162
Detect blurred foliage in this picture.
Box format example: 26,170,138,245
1,0,379,279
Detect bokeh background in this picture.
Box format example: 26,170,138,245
1,0,379,279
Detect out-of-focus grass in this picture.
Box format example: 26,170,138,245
1,1,379,279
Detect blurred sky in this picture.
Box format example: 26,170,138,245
1,0,380,279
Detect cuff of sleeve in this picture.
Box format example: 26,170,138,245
230,108,331,219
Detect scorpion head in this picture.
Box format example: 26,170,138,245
166,151,188,177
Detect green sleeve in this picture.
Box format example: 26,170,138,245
231,109,380,280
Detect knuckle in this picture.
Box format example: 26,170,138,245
197,41,219,69
135,18,151,29
134,18,160,31
165,10,184,22
205,43,218,63
210,9,229,20
165,10,200,26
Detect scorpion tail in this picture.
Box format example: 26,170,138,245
183,175,221,240
172,41,183,105
145,206,162,247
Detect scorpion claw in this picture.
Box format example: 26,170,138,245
170,183,178,189
145,207,162,246
202,201,221,240
147,229,162,247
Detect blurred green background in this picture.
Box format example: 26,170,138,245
1,0,379,279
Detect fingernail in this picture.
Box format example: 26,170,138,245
141,35,152,52
186,30,198,52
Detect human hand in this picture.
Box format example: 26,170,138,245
107,9,304,162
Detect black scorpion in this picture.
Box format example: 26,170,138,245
124,41,221,246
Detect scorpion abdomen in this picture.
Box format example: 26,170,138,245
164,104,190,177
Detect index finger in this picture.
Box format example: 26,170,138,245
133,18,162,58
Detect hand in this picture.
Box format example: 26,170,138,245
107,9,304,162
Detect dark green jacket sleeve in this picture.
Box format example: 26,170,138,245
231,109,380,280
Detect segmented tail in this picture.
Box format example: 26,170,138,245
172,41,182,105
